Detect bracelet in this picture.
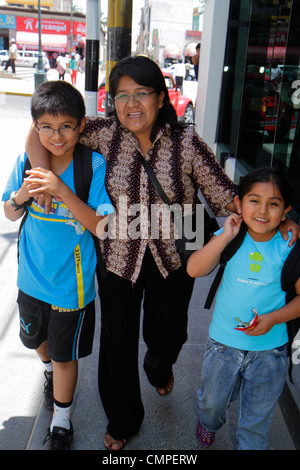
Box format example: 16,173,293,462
8,191,27,211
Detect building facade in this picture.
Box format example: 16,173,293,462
0,4,86,59
136,0,202,67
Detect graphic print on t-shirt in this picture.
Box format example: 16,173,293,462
249,251,264,273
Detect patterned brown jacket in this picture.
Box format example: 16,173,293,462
79,117,237,282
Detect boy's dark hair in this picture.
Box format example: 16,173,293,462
108,55,182,141
31,80,86,122
238,166,293,209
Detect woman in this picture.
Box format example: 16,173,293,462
25,56,296,450
68,52,78,85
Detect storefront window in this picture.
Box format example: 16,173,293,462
217,0,300,220
216,0,251,154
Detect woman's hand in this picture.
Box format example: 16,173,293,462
278,217,300,246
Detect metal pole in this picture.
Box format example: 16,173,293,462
34,0,46,89
70,0,74,52
105,0,132,116
85,0,100,116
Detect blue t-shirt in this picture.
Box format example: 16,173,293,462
209,228,293,351
2,151,113,309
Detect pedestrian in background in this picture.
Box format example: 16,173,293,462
173,58,186,93
56,53,67,80
68,51,79,85
192,43,200,80
5,38,18,74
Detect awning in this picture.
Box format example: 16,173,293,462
16,31,67,52
164,43,181,59
184,42,198,57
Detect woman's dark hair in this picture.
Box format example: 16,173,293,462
238,166,293,208
31,80,86,122
108,55,182,141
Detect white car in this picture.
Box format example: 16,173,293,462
16,50,50,70
0,50,9,67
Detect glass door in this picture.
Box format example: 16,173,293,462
237,1,293,170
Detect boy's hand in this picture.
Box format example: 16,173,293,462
25,168,67,203
35,193,53,214
17,177,33,205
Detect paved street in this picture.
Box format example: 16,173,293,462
0,73,295,452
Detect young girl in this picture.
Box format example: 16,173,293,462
187,167,300,450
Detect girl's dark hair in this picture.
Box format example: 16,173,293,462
238,166,293,208
108,55,182,141
31,80,86,121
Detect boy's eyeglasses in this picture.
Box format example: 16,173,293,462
114,90,156,103
35,122,79,136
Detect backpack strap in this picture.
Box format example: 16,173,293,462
281,239,300,383
73,143,93,203
281,239,300,300
73,143,107,280
204,222,248,309
17,158,33,262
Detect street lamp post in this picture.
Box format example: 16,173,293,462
34,0,46,89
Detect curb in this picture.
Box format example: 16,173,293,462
0,90,33,97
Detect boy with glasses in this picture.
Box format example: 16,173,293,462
2,80,112,450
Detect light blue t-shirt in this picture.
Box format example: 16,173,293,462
2,151,113,309
209,228,293,351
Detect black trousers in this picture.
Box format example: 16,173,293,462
5,58,15,73
97,247,195,439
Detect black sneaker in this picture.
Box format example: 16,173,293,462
43,422,74,450
43,370,54,409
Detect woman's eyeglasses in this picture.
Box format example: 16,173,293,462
114,91,156,103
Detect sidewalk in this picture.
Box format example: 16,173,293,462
0,67,88,97
0,72,296,452
27,273,295,451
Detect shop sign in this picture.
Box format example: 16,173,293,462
16,17,85,39
17,16,70,34
0,14,16,29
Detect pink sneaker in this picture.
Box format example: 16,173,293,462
196,421,215,448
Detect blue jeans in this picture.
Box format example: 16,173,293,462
197,337,288,450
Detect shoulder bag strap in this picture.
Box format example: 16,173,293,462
139,154,173,206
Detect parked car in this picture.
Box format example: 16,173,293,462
0,50,9,67
164,72,194,122
16,50,50,70
98,71,194,123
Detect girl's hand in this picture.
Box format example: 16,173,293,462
245,313,275,336
223,213,243,242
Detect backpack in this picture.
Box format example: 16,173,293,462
204,221,300,382
19,143,107,281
